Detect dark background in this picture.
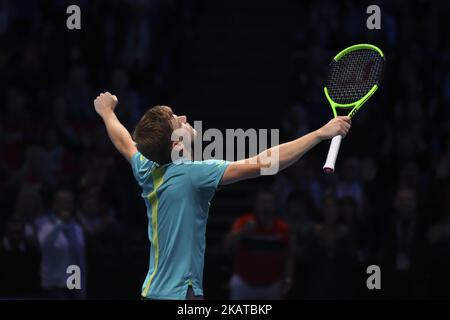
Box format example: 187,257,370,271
0,0,449,299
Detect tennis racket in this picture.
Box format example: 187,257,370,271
323,44,385,173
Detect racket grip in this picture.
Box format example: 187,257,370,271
323,135,342,174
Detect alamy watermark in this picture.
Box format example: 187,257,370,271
67,5,381,32
66,264,81,290
66,5,81,30
171,121,280,175
366,5,381,30
366,264,381,290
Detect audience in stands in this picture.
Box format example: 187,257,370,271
378,186,429,299
224,190,293,299
0,0,449,299
37,189,86,299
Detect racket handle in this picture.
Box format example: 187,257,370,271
323,135,342,174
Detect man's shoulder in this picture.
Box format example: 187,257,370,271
168,159,228,172
174,158,228,165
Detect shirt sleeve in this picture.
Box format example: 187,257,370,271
189,159,230,193
130,151,154,187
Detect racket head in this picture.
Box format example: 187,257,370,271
322,44,385,174
324,44,385,117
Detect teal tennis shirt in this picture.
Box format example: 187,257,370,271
131,152,230,299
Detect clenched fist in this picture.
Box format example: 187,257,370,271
317,116,352,140
94,92,118,118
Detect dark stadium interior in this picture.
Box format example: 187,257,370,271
1,0,449,299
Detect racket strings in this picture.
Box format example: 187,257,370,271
326,49,384,105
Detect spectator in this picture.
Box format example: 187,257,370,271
11,185,46,245
76,186,123,298
300,194,358,299
427,184,450,298
338,196,371,262
37,189,86,299
224,190,293,300
378,186,430,299
336,156,365,213
284,191,315,299
0,218,40,298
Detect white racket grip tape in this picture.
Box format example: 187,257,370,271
323,135,342,173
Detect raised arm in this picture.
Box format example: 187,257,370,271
220,116,351,185
94,92,137,162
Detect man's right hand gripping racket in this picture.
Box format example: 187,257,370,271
323,44,385,173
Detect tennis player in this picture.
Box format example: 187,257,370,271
93,92,351,300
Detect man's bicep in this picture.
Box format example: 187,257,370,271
220,161,261,185
123,144,138,163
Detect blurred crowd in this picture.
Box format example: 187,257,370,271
273,0,450,299
0,0,194,299
1,0,450,299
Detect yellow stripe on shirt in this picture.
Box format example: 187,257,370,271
142,165,166,297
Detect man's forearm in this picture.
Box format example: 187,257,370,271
222,130,323,184
267,130,322,172
94,92,137,162
251,130,322,174
101,112,137,161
